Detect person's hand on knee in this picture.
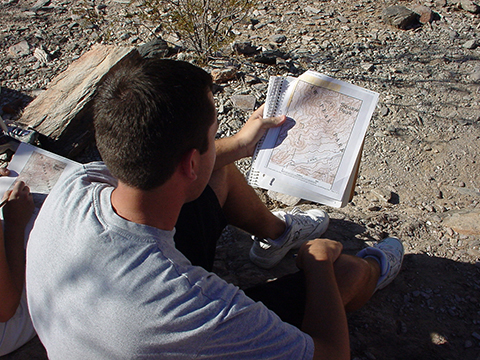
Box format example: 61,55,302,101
296,238,343,270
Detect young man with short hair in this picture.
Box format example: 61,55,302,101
26,55,403,359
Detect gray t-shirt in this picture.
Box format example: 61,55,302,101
26,163,314,359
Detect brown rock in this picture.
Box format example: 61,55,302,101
211,67,237,83
413,5,435,24
231,95,256,111
442,209,480,235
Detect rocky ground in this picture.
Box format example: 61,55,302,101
1,0,480,359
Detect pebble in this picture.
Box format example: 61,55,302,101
459,0,480,13
270,34,287,43
8,40,31,57
231,94,256,111
463,39,478,49
382,6,420,29
211,67,237,83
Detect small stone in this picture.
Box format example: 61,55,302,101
232,41,258,55
379,106,389,116
413,5,435,24
231,95,256,112
463,40,478,49
137,37,170,58
30,0,49,10
459,0,480,13
304,6,321,14
8,40,31,57
470,66,480,81
361,63,375,71
382,6,420,30
253,51,278,65
211,67,237,83
270,34,287,44
371,188,394,203
244,74,260,84
465,340,473,348
33,47,51,64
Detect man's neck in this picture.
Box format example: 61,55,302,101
110,181,185,231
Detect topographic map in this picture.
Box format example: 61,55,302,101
13,151,68,207
267,80,363,187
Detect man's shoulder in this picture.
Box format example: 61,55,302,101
47,161,115,196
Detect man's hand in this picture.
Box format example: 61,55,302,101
296,239,343,271
3,181,34,229
232,105,286,158
214,104,286,169
296,238,350,360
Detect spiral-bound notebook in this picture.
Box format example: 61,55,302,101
247,70,379,208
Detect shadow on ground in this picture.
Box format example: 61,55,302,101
349,254,480,360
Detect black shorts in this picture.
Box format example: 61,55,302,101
174,185,306,328
174,185,227,271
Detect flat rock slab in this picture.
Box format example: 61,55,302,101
231,94,256,111
18,44,136,157
441,209,480,235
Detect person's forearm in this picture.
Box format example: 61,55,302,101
214,135,248,170
302,261,350,360
3,225,26,297
213,106,286,170
0,234,23,322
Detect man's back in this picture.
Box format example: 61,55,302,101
26,163,313,359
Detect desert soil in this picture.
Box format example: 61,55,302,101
1,0,480,359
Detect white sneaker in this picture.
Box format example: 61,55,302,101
249,207,330,269
356,237,404,291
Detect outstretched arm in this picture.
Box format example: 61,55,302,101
0,181,34,322
214,104,286,170
296,239,350,360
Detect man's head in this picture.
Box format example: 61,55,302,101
94,56,215,190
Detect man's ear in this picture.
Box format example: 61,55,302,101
178,148,200,181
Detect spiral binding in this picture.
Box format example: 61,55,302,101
248,76,288,186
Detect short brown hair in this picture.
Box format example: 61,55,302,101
94,55,215,190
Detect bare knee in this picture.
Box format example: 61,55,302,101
333,254,373,308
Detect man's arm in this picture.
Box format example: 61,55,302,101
214,105,286,170
0,181,34,322
296,239,350,360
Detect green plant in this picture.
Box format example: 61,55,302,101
143,0,257,61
